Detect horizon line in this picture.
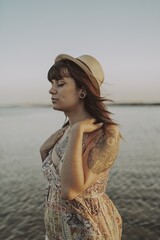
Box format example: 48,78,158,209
0,102,160,108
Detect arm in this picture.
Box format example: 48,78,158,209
60,121,120,200
60,126,84,199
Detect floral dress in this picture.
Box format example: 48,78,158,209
42,127,122,240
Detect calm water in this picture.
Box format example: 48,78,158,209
0,105,160,240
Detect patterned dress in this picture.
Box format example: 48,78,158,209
42,127,122,240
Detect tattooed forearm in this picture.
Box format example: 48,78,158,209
87,129,119,174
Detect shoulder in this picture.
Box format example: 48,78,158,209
106,124,120,138
83,125,120,154
86,125,120,175
96,124,120,145
86,125,120,154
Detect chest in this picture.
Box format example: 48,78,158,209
51,131,89,170
51,135,69,168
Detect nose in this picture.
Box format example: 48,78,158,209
49,85,57,95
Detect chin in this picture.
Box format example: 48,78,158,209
52,105,63,111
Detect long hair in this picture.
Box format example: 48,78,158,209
48,59,118,134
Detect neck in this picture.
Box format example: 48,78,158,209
64,106,92,127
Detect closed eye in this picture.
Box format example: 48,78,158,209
57,83,65,87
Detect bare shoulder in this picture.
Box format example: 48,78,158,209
100,124,120,142
107,124,120,137
90,125,119,151
87,125,120,174
107,124,119,132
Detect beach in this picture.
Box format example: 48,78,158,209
0,105,160,240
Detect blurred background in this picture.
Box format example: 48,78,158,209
0,0,160,239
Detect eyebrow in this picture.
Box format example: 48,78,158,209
51,78,66,83
58,79,66,81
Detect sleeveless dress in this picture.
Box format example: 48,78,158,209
42,127,122,240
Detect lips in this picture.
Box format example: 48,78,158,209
51,98,58,100
51,97,58,103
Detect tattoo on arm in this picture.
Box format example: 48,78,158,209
87,129,119,174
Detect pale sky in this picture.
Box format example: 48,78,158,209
0,0,160,105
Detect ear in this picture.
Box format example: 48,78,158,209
79,87,87,94
78,88,87,99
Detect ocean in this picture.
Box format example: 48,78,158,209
0,105,159,240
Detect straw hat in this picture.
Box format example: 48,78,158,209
55,54,104,90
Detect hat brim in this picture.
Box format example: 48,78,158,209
55,54,99,90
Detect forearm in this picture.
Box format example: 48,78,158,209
60,127,84,199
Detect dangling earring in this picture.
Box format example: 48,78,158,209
79,92,86,99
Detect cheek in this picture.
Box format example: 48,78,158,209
61,94,79,103
61,89,79,102
61,95,80,109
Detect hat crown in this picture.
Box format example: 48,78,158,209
76,55,104,86
55,54,104,89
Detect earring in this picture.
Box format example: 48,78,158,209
80,92,86,99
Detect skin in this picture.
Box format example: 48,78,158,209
40,76,120,200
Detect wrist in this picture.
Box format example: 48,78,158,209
70,123,84,137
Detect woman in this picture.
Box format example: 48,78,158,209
40,54,122,240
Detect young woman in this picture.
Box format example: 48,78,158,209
40,54,122,240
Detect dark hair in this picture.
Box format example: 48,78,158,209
48,59,118,134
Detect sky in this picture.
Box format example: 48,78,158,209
0,0,160,105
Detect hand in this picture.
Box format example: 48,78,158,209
72,118,103,134
40,126,68,159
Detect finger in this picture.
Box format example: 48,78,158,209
57,130,64,137
90,118,97,124
89,122,103,132
59,126,67,133
58,126,68,136
95,122,103,129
